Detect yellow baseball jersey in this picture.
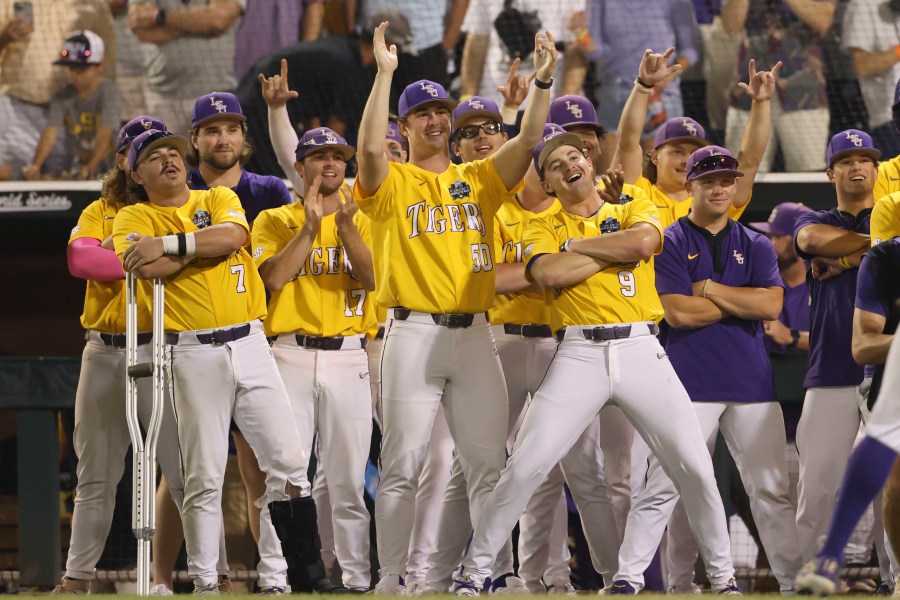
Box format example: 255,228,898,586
251,203,378,337
522,195,665,332
874,155,900,202
113,187,266,332
354,157,511,313
68,197,151,332
871,192,900,245
633,176,748,229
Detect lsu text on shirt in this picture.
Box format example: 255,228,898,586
633,175,749,229
112,187,266,332
655,218,782,402
353,157,511,314
522,194,665,332
251,204,378,338
69,197,151,332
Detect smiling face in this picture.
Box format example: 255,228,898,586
192,117,245,171
828,153,877,198
566,125,601,167
451,117,506,162
686,173,738,220
540,144,595,200
653,141,703,190
296,148,348,195
398,103,452,155
131,145,187,194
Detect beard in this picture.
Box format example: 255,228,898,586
202,150,240,171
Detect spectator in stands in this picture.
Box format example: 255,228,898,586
749,202,814,354
459,0,585,100
22,30,122,181
362,0,468,89
842,0,900,159
690,0,741,142
128,0,244,136
722,0,835,172
0,0,116,181
107,0,149,121
234,0,325,83
582,0,700,143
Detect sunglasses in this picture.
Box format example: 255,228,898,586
688,154,739,179
455,122,502,140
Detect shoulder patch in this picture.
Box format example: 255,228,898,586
227,208,245,220
70,225,80,237
253,246,264,259
523,243,535,257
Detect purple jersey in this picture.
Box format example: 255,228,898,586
655,217,783,403
794,208,871,388
854,238,900,405
188,169,292,225
766,281,810,354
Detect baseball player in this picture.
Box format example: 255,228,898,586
793,130,880,564
617,145,800,593
451,129,738,595
795,234,900,595
873,78,900,205
548,93,615,175
112,129,325,594
353,22,558,594
55,116,187,594
251,127,375,592
612,49,779,228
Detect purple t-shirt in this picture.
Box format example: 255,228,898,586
766,280,810,354
188,169,292,225
794,207,871,388
655,217,782,403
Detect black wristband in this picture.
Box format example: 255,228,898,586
176,232,186,257
787,328,800,349
534,77,553,90
636,77,654,90
155,8,166,26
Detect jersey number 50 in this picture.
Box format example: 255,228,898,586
471,243,494,273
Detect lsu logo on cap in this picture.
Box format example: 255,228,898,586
565,100,583,119
420,82,439,97
846,131,863,147
209,96,228,114
682,119,698,136
324,130,338,144
467,98,485,110
140,119,153,129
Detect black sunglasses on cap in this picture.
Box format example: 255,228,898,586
687,154,740,181
455,122,502,140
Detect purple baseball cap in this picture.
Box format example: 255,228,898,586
294,127,355,162
533,124,581,179
386,120,407,147
452,96,502,131
191,92,246,129
128,129,188,172
549,95,604,133
749,202,814,237
685,145,744,182
116,116,167,154
825,129,881,168
653,117,709,150
398,80,457,120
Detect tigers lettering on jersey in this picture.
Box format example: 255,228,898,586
406,200,486,238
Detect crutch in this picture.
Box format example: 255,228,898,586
125,274,166,595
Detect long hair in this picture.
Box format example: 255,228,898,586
184,122,253,167
125,175,149,204
100,162,129,204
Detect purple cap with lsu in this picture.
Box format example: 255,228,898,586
825,129,881,168
685,145,744,182
452,96,502,131
117,116,167,153
749,202,814,237
294,127,356,162
398,80,457,120
128,129,188,172
653,116,709,150
549,95,604,132
386,120,407,148
533,124,580,178
191,92,246,129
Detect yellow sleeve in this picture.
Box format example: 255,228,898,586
250,208,288,268
464,155,514,217
522,217,560,263
728,192,750,221
208,187,250,243
871,194,900,245
623,195,664,255
875,165,891,203
353,162,400,220
69,199,105,243
112,205,153,257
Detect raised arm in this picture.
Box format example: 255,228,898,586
733,59,781,208
611,48,683,183
492,32,559,190
260,59,305,193
357,22,397,194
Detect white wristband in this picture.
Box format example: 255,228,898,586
161,234,179,255
500,103,519,126
184,232,196,259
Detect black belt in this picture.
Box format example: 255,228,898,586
295,334,365,350
374,326,385,340
99,332,152,348
555,323,659,343
393,308,482,329
503,323,553,338
166,323,252,346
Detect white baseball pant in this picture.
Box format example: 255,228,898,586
375,311,508,579
460,325,734,589
627,401,800,592
599,404,634,541
796,386,862,562
519,482,572,591
167,322,310,588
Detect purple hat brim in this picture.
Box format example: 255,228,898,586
192,112,246,130
827,148,881,169
452,109,503,132
654,135,710,151
131,135,189,172
537,133,585,177
747,222,777,235
295,144,356,163
686,167,744,182
400,98,458,120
